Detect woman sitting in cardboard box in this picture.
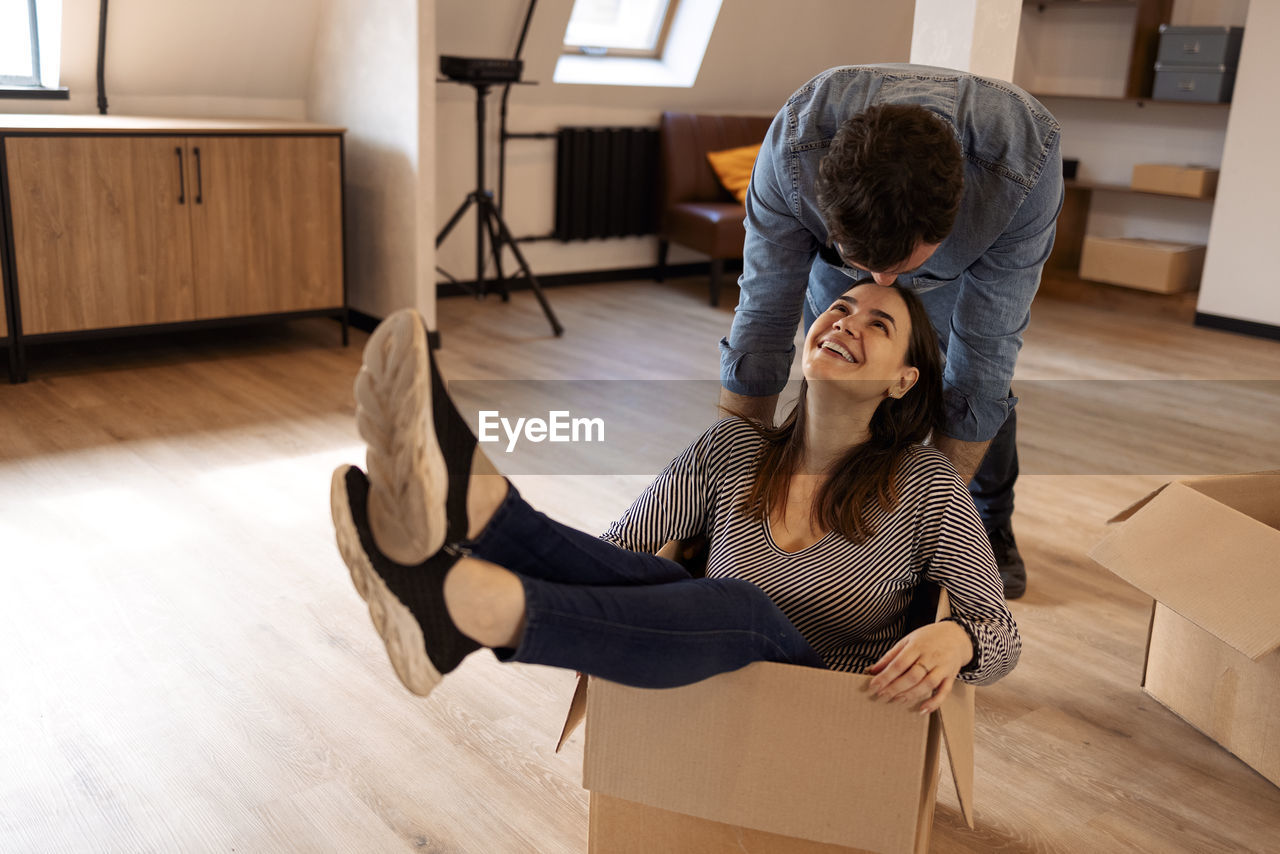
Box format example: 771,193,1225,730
330,283,1020,714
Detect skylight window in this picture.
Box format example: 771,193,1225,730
0,0,40,86
564,0,675,58
1,0,63,95
554,0,721,88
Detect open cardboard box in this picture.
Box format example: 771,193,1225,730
1090,472,1280,787
556,586,977,853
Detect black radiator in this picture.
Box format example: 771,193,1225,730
554,127,659,241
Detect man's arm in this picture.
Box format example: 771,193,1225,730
936,138,1064,465
718,388,779,426
931,434,991,485
719,108,817,406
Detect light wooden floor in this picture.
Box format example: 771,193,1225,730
1,278,1279,853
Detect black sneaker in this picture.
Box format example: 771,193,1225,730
331,465,480,696
988,524,1027,600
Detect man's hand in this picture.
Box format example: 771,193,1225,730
718,388,779,426
930,434,991,485
866,621,975,714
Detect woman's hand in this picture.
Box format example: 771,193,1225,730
866,621,975,714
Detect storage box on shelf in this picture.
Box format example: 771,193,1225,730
1152,25,1244,103
1079,235,1205,294
1130,163,1218,198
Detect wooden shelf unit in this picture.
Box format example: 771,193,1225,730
0,116,348,383
1024,0,1236,294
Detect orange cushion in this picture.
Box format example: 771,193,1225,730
705,143,761,204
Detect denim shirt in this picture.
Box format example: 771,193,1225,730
720,64,1063,443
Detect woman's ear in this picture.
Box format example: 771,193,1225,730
888,366,920,399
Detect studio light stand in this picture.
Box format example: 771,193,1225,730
436,49,563,337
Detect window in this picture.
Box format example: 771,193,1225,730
0,0,41,86
1,0,63,95
554,0,721,88
563,0,676,58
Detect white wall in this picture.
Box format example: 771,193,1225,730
308,0,434,324
1,0,322,118
911,0,1021,82
433,0,916,282
1197,0,1280,326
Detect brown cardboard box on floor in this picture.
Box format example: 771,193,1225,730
1090,473,1280,788
1078,236,1206,293
556,589,977,853
1131,163,1220,198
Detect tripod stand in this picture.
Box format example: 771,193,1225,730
436,80,563,337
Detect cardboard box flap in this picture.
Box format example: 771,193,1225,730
1091,478,1280,660
1106,482,1172,524
581,663,941,851
931,587,976,829
556,673,589,753
938,683,976,829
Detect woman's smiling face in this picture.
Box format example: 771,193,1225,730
801,283,919,398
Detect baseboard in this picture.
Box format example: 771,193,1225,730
347,309,379,334
435,260,741,298
347,308,442,349
1194,312,1280,342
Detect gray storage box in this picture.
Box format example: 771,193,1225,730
1157,26,1244,69
1153,63,1236,103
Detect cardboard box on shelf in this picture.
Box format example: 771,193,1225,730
556,589,977,854
1078,236,1206,293
1131,163,1219,199
1089,472,1280,788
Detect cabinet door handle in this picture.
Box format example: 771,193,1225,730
194,146,204,205
175,146,186,204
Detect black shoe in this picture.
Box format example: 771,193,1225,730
352,308,478,566
988,524,1027,600
331,465,480,696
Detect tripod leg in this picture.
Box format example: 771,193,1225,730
487,202,564,337
437,194,477,247
480,194,511,302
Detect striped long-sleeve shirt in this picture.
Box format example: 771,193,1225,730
601,418,1020,685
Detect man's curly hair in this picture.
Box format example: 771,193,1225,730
816,104,964,272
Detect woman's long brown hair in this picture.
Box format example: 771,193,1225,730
738,284,945,544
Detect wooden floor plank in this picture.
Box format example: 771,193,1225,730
1,278,1279,852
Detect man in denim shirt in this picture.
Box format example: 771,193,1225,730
719,65,1063,599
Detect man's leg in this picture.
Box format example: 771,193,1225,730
915,286,1026,600
968,405,1025,599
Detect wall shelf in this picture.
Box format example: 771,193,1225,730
1064,179,1215,201
1033,92,1231,107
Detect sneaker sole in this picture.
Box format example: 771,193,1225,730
354,309,448,564
330,465,442,696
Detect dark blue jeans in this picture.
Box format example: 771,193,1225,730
461,485,824,689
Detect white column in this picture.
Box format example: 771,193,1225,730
910,0,1022,82
1196,0,1280,327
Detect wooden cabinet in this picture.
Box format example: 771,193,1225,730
189,136,343,320
6,136,198,334
0,116,346,382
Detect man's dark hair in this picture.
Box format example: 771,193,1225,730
816,104,964,272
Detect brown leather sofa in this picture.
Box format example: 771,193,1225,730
656,112,773,306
